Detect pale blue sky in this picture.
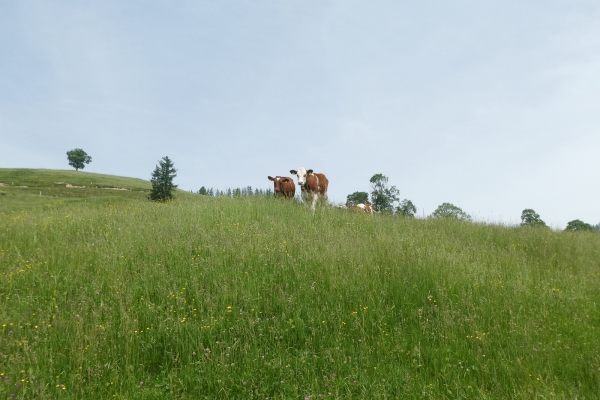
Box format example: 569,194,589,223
1,1,599,228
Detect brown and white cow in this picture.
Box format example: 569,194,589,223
267,176,296,198
289,167,328,210
350,203,373,214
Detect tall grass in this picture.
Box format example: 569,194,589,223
1,195,599,399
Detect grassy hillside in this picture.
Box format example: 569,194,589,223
0,168,183,213
1,170,599,399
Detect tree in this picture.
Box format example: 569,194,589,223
565,219,594,232
346,191,369,206
396,199,417,217
369,174,400,213
198,186,208,195
66,148,92,171
149,156,178,202
520,209,547,228
430,202,471,221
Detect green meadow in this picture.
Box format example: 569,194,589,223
1,169,599,399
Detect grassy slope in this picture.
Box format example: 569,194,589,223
1,170,599,399
0,168,192,213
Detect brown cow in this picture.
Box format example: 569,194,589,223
350,203,373,214
267,176,296,198
289,167,328,210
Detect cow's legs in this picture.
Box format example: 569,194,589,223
311,194,318,211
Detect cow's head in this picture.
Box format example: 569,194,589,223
268,176,291,192
290,168,313,187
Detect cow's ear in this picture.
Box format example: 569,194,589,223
290,170,297,175
268,176,274,181
307,169,313,175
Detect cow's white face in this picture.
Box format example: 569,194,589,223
290,167,311,186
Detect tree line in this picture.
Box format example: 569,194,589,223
347,173,599,232
197,186,273,198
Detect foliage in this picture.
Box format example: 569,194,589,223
149,156,178,202
66,148,92,171
565,219,594,232
521,208,547,228
204,186,272,198
430,202,471,221
396,199,417,217
346,191,369,206
198,186,208,195
369,173,400,213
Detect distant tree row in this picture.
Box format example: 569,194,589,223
346,174,598,231
520,209,598,232
198,186,273,198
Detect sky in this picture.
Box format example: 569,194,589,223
1,1,599,228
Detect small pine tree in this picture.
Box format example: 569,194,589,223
198,186,208,195
149,156,178,202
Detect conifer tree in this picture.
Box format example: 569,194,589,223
149,156,178,202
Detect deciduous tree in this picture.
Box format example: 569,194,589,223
66,148,92,171
369,174,400,213
397,199,417,217
520,209,547,228
346,191,369,206
565,219,594,232
431,202,471,221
